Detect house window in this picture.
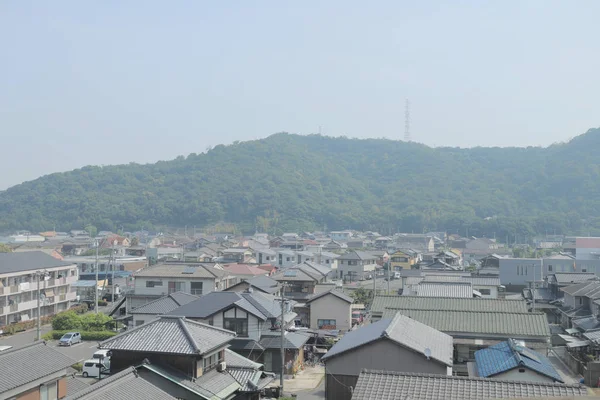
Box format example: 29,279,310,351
208,317,214,326
286,257,291,262
145,280,163,288
168,281,184,294
548,265,553,272
317,319,337,329
325,260,329,264
479,289,491,295
224,318,248,336
40,380,58,400
191,282,203,296
203,351,224,372
582,269,587,272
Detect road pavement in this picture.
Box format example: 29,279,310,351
0,325,101,364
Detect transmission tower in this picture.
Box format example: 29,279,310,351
404,99,411,142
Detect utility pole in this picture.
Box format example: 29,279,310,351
111,240,116,304
386,262,391,295
95,239,99,314
279,284,286,391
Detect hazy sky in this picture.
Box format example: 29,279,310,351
1,1,599,190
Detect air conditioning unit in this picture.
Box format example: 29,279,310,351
217,362,226,372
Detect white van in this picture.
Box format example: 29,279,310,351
92,349,111,369
82,358,110,378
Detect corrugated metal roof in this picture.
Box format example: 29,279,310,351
475,340,562,381
63,366,177,400
351,370,590,400
100,316,235,355
464,276,501,286
0,341,75,394
371,295,528,315
415,282,473,298
551,272,598,285
0,251,74,274
382,308,550,338
167,291,267,320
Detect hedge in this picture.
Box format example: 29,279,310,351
42,330,118,341
0,315,54,336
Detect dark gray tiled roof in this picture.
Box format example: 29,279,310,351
562,281,600,298
322,314,453,366
130,291,199,315
65,375,91,396
302,261,332,277
228,339,265,352
228,368,262,392
351,370,590,400
225,348,262,369
259,332,309,349
371,295,528,315
245,275,280,294
551,272,598,285
306,289,353,304
415,281,473,298
338,251,377,261
100,316,235,355
167,291,267,320
0,341,75,395
272,268,319,282
382,308,550,338
134,263,228,279
0,251,73,274
63,366,177,400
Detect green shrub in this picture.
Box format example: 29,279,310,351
71,362,83,372
52,311,82,331
45,330,118,341
97,300,108,306
2,320,35,335
71,304,89,314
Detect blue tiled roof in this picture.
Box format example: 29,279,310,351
475,340,562,382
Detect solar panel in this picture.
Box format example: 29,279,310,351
283,270,297,277
182,266,197,274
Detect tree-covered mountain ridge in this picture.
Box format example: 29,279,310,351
2,128,600,238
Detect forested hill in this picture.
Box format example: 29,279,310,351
2,128,600,238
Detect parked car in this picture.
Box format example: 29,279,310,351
92,349,111,369
59,332,82,346
82,358,110,378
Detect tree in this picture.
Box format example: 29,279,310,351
0,244,12,253
52,311,82,331
85,225,98,238
130,236,139,246
79,313,113,331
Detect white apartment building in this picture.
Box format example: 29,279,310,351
0,252,79,326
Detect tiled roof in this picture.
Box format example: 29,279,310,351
65,374,91,396
301,261,332,277
583,330,600,343
130,291,199,315
225,348,262,369
63,366,177,400
272,268,319,282
475,339,562,381
351,370,589,400
306,289,353,304
244,275,280,294
100,316,235,355
371,295,528,315
0,341,75,395
134,263,228,279
522,287,554,302
550,272,598,285
322,314,453,366
382,308,550,338
167,291,267,320
0,251,74,274
415,282,473,298
338,251,377,261
464,276,501,286
561,281,600,298
259,332,310,349
222,263,268,276
228,339,265,352
142,364,239,400
572,316,600,331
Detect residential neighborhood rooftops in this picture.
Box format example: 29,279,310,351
322,313,453,366
222,263,268,276
134,263,228,279
259,332,310,349
561,281,600,298
0,341,75,396
99,315,235,355
371,295,529,315
415,281,473,298
130,291,199,315
350,370,589,400
474,339,562,381
550,272,598,286
338,251,377,260
63,366,177,400
240,275,280,294
0,251,74,274
381,309,550,338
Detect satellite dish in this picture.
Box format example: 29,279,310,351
424,348,431,360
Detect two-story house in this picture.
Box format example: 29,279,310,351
330,231,353,242
272,262,332,301
336,251,378,281
389,250,418,271
255,248,277,265
127,262,237,311
98,315,275,399
0,252,79,326
559,280,600,328
166,290,307,374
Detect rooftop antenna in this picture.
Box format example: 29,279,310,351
404,99,411,142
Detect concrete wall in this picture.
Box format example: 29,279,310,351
309,294,351,333
472,284,498,299
494,367,557,383
134,277,215,296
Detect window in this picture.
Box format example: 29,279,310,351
548,265,553,272
135,320,144,326
191,282,203,296
168,281,184,294
583,269,587,272
479,289,491,295
203,351,224,372
146,280,163,288
317,319,337,329
40,380,58,400
224,318,248,336
325,260,330,264
286,257,291,261
208,317,214,326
